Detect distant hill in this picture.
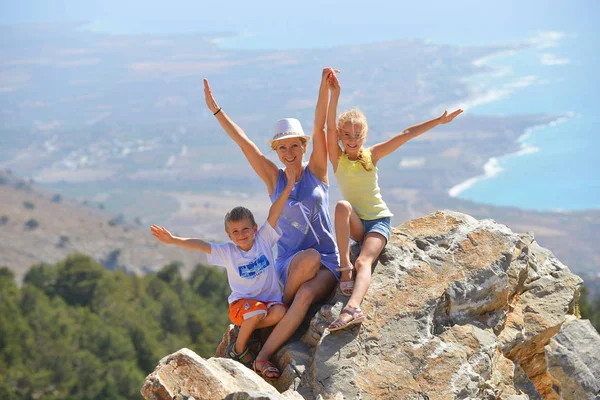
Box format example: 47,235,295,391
0,170,207,282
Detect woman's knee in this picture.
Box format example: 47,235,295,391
288,249,321,283
335,200,353,219
303,248,321,266
296,249,321,271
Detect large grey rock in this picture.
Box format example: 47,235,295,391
142,210,598,400
140,348,303,400
545,316,600,400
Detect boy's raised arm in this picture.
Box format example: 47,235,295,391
370,109,463,164
150,225,212,254
267,168,296,228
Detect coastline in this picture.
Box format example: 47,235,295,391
448,114,572,200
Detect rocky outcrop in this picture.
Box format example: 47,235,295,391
140,348,303,400
544,316,600,399
142,210,599,400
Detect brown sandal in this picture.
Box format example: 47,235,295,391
253,359,280,379
328,305,366,332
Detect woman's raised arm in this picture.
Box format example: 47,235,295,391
308,68,337,183
326,70,342,172
204,79,279,194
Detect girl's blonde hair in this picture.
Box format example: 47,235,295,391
270,136,309,151
338,108,371,171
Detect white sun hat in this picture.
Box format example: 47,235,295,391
268,118,311,144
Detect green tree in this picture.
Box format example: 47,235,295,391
1,256,232,399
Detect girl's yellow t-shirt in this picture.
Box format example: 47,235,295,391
334,148,393,220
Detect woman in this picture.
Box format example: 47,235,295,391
203,68,340,378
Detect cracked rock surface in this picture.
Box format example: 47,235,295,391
142,210,598,400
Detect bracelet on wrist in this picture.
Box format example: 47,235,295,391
213,107,222,116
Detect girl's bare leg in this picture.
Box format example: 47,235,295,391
340,232,386,321
335,200,364,282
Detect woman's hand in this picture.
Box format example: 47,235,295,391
150,225,175,244
321,67,339,85
327,69,341,95
203,78,221,114
438,109,464,124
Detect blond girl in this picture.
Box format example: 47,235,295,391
326,71,462,330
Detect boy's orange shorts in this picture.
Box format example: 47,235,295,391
228,298,285,326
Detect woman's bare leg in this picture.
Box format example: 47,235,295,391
256,268,337,361
281,249,321,305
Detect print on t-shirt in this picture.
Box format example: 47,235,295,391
237,254,270,279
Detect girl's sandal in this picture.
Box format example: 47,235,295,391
253,359,280,379
328,305,366,332
339,280,354,297
336,265,354,297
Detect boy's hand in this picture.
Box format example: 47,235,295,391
438,109,463,124
150,225,175,244
285,168,297,188
203,79,221,114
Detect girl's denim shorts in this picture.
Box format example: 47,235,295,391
362,216,391,243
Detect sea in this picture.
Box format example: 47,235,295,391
215,21,600,212
445,35,600,211
4,1,598,212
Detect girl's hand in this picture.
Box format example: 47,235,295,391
285,167,297,188
327,69,341,94
321,67,339,81
150,225,175,244
321,67,340,87
438,109,463,124
203,79,221,114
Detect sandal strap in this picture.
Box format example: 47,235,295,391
342,305,362,317
254,359,280,377
228,342,251,361
335,265,354,272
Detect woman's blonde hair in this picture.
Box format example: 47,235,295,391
338,108,371,171
270,136,309,151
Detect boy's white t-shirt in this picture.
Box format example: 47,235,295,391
208,222,282,304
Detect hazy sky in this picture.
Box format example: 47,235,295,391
2,0,598,49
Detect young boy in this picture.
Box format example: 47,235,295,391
150,169,296,367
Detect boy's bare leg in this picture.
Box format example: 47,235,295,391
335,200,364,281
256,305,286,328
236,314,261,354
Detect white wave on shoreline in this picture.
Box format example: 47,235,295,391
448,115,573,198
448,157,503,197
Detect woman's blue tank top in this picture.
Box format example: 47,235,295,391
269,165,340,283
